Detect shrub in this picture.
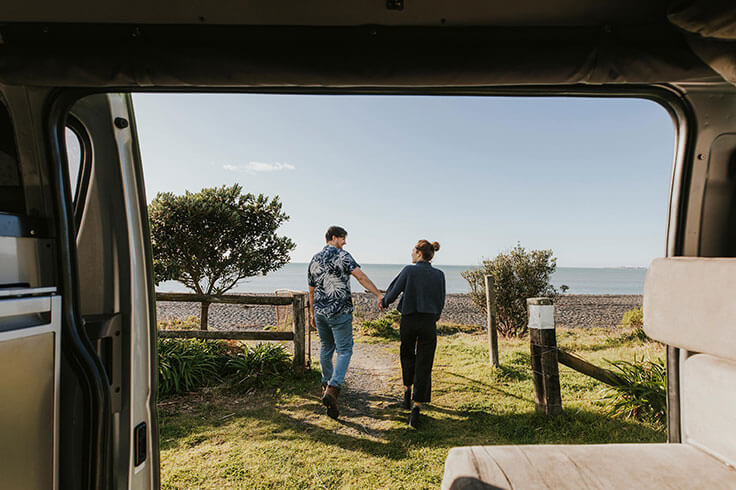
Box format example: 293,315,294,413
158,339,295,396
383,309,402,324
158,339,229,396
227,343,292,391
620,307,643,327
436,323,484,335
463,243,558,337
158,316,200,330
602,357,666,426
359,317,400,339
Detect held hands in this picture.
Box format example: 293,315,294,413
377,294,384,312
310,315,317,331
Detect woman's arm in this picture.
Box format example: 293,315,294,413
381,267,408,309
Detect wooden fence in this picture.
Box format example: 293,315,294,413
527,297,628,416
156,291,307,371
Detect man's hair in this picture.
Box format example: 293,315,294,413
325,225,348,242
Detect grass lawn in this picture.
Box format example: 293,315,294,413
158,326,665,489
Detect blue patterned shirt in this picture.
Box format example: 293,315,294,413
308,245,360,318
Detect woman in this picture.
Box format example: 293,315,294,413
380,240,446,428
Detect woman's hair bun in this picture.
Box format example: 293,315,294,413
432,241,440,251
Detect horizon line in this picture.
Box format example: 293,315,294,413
287,262,649,269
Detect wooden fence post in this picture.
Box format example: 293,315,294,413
291,293,306,372
200,300,210,331
527,297,561,416
484,275,499,367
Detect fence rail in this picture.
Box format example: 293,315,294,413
156,292,294,305
556,349,627,387
156,291,307,371
158,330,295,341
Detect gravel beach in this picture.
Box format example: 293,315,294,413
156,293,642,330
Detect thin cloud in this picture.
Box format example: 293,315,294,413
223,162,296,174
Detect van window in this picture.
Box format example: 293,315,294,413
66,126,82,199
64,117,92,227
0,101,24,215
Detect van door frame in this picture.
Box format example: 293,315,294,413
40,83,693,485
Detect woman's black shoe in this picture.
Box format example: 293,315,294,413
402,389,412,410
408,406,421,429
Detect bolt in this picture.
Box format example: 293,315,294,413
697,153,705,160
114,117,129,129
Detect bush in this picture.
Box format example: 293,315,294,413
463,243,558,337
227,343,292,391
602,357,666,426
158,339,229,396
158,316,200,331
359,317,400,339
158,339,294,396
383,309,402,324
620,307,644,327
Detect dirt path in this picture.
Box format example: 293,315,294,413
309,339,403,435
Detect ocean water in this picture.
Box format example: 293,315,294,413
158,263,647,295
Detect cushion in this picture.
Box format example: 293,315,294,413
644,257,736,361
442,443,736,489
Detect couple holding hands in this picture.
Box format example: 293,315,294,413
308,226,446,428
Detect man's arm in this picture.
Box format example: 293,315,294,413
308,286,316,330
351,267,383,299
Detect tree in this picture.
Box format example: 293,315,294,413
462,243,558,337
149,184,295,330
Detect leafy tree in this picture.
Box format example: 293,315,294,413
149,185,295,329
462,243,557,337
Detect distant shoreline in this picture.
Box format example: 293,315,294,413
156,292,643,330
157,264,648,295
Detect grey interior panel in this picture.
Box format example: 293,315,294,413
0,333,54,490
0,237,55,287
0,293,60,490
699,134,736,256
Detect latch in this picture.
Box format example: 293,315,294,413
84,313,122,413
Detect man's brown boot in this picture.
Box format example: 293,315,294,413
321,382,327,397
321,385,340,420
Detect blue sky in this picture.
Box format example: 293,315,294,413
132,93,674,267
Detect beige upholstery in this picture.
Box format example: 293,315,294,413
643,257,736,362
682,354,736,467
442,257,736,489
441,444,736,489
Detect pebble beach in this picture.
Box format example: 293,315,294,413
156,293,642,330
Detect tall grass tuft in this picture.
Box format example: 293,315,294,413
227,343,292,391
620,307,643,327
158,339,228,396
602,356,666,426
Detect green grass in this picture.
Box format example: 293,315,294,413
159,327,665,489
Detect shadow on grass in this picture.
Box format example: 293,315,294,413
159,376,665,462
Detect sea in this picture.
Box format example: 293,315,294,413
157,263,647,295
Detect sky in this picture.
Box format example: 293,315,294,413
132,93,675,267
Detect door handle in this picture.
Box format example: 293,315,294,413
84,313,122,413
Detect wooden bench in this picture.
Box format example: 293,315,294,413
442,258,736,489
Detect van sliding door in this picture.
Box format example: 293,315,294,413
67,93,159,490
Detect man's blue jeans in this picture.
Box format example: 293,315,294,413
315,312,353,388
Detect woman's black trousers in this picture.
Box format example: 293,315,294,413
400,312,438,403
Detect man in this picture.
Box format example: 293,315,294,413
308,225,384,420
